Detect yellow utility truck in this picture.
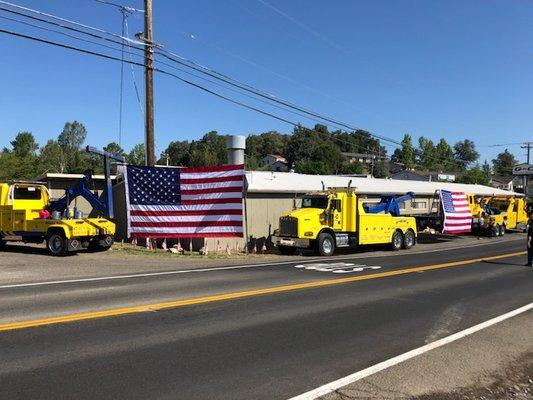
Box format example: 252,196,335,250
0,179,115,256
273,185,417,256
467,195,527,237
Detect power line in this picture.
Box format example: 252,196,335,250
0,2,481,170
0,27,304,125
179,30,413,135
0,26,392,159
94,0,144,147
0,0,403,148
0,11,367,135
256,0,349,55
157,48,403,146
476,142,524,148
0,0,145,47
0,12,143,58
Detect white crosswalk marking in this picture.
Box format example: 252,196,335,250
294,262,382,274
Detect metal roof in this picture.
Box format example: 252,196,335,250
40,173,117,180
245,171,522,197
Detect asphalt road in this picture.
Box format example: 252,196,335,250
0,238,531,399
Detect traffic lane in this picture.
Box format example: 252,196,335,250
0,235,525,288
0,240,526,325
0,239,526,324
0,257,531,399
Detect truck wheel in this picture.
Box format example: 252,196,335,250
493,224,500,237
277,245,296,255
499,225,505,236
403,230,415,249
391,230,403,251
317,232,335,256
46,231,68,256
0,239,6,251
88,235,114,252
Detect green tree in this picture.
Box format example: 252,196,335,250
331,129,385,155
340,162,364,175
392,134,415,169
58,121,87,172
457,164,490,185
161,140,190,166
482,160,491,176
373,160,390,178
492,149,517,175
10,132,39,158
434,138,455,171
453,139,479,168
126,143,145,165
103,142,126,157
417,136,436,170
294,160,330,175
39,140,66,173
286,125,343,174
0,146,38,180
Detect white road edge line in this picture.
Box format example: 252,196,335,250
0,238,522,289
288,302,533,400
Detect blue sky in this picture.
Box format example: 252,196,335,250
0,0,531,164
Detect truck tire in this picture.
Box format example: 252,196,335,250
317,232,335,256
391,230,403,251
493,224,500,237
277,245,296,255
88,235,114,252
499,225,505,236
46,231,68,256
403,230,415,249
0,239,6,251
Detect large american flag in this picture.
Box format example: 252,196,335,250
440,190,472,234
124,164,244,238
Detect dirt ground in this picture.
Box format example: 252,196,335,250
412,353,532,400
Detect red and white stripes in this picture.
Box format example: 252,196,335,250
126,164,244,238
441,191,472,234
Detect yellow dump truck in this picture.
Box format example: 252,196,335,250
273,186,417,256
467,195,527,236
0,181,115,256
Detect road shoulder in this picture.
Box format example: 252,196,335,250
322,309,533,400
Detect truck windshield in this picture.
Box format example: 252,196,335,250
302,196,328,209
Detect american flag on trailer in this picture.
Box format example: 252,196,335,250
439,190,472,234
124,164,244,238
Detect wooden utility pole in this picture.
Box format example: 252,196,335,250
521,142,532,195
521,142,532,164
144,0,155,166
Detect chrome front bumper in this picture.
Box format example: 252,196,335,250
273,236,310,248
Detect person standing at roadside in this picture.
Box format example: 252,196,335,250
527,214,533,267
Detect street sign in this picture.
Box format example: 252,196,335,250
512,164,533,175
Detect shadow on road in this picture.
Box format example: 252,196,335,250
0,243,78,257
482,260,530,268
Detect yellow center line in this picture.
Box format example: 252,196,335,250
0,251,526,333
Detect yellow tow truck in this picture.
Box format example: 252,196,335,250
273,184,417,256
0,177,115,256
467,195,527,236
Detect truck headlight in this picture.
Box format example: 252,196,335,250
304,231,313,237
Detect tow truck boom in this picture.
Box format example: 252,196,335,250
48,169,106,215
366,192,415,217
